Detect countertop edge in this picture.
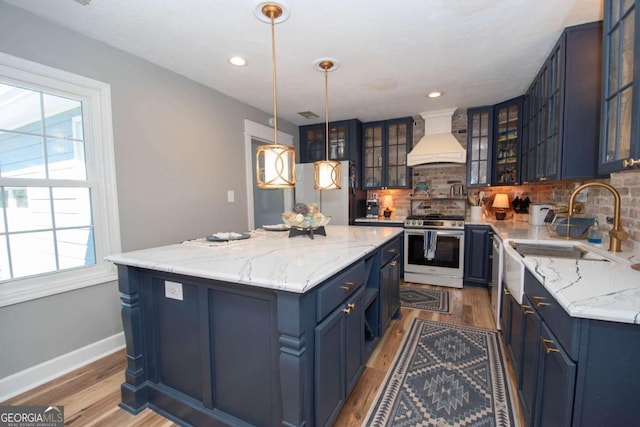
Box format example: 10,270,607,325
107,226,403,294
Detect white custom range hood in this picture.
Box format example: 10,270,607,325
407,108,466,166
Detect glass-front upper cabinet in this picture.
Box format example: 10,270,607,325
363,122,384,188
466,106,493,187
522,81,538,184
386,120,409,188
494,97,522,185
299,119,362,164
363,117,412,190
600,0,640,173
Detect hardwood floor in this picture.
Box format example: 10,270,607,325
2,283,522,426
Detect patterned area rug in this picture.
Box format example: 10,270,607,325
400,286,450,313
363,319,519,427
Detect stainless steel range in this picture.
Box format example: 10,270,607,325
403,214,465,288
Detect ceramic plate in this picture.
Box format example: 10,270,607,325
206,232,251,242
263,224,289,231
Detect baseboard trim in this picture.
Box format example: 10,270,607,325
0,332,125,402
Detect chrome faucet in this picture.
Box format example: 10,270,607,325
568,182,628,252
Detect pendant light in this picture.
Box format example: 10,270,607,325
255,2,295,189
314,59,341,190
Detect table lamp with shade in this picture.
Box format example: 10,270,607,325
493,193,510,220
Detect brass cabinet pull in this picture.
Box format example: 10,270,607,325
343,302,356,315
388,248,398,254
390,260,397,267
540,337,559,354
532,296,549,307
340,281,356,292
622,158,640,168
503,289,511,295
522,304,535,315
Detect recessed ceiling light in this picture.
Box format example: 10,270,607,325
228,56,247,67
427,91,443,98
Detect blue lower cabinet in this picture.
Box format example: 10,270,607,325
315,286,365,427
534,323,576,427
520,269,640,427
519,296,542,427
463,225,492,286
505,291,524,382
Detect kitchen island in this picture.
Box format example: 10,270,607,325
107,225,403,427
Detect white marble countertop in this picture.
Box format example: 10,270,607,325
106,225,403,294
472,217,640,324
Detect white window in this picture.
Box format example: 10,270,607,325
0,53,120,307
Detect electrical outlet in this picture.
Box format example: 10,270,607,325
227,190,235,203
165,281,183,301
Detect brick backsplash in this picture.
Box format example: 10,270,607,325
470,170,640,252
368,110,468,218
366,107,640,252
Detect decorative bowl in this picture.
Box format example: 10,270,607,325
282,212,331,229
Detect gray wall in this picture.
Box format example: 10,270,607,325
0,3,298,379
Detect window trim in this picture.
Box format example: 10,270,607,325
0,52,121,307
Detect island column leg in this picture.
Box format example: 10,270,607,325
277,292,313,427
118,266,148,413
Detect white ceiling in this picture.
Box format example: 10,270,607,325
4,0,603,126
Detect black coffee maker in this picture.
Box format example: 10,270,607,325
366,199,379,218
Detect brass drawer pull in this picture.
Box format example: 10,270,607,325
503,289,511,295
622,158,640,168
540,337,559,354
390,260,397,267
532,296,549,307
522,304,534,315
340,281,356,292
343,302,356,315
388,248,398,254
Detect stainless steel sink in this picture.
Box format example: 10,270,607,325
512,242,610,261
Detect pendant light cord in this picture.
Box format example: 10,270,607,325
270,15,279,146
325,67,329,161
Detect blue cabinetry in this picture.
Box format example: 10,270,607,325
518,295,542,427
522,21,603,183
508,268,640,427
379,237,400,331
463,225,492,286
466,97,522,186
116,234,402,426
299,119,363,187
599,0,640,173
466,106,493,187
362,117,412,190
315,286,364,427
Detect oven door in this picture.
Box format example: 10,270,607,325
403,228,465,287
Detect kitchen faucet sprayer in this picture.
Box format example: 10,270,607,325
568,182,628,252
